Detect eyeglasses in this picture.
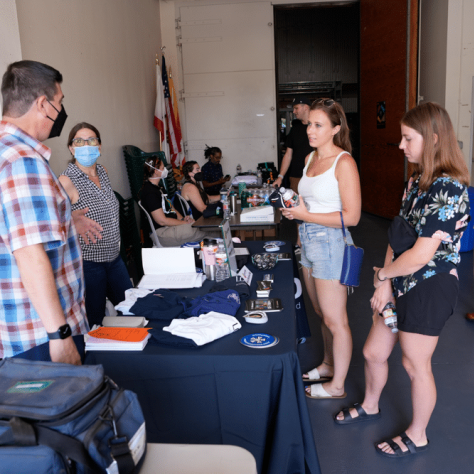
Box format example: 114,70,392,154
72,137,100,147
314,98,335,107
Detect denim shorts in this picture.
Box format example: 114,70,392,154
299,222,353,280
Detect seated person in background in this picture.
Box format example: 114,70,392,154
59,122,132,327
181,161,221,220
140,156,219,247
201,145,230,195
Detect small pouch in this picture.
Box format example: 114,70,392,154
388,216,418,256
340,212,364,288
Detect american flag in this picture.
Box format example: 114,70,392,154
162,55,182,168
154,63,169,158
168,68,185,167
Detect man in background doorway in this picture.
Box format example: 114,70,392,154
273,96,313,193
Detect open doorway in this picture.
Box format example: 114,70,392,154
273,2,360,172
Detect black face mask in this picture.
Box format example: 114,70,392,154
46,102,68,139
193,172,203,181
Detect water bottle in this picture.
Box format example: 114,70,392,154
257,170,263,186
281,187,300,208
201,238,218,281
220,189,230,219
380,302,398,333
215,243,230,282
236,164,242,174
262,184,270,205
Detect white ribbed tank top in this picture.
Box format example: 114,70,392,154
298,151,349,214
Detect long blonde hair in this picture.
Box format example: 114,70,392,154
401,102,469,191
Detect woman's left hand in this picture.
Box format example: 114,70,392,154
281,199,308,221
184,215,194,223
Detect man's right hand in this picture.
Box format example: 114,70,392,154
49,337,82,365
72,208,103,244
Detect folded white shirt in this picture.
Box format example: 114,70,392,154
163,311,241,346
115,288,153,315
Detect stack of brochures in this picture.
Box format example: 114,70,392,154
85,326,151,351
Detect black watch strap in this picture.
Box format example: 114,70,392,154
47,323,72,340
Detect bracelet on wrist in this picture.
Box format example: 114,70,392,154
278,174,284,179
377,269,388,282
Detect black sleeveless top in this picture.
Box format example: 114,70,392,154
183,181,209,220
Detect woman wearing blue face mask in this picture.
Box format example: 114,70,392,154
59,122,132,327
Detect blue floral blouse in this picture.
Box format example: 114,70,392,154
392,175,470,297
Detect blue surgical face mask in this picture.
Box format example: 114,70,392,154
74,146,100,167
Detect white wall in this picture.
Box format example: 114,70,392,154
418,0,448,107
14,0,163,198
0,0,22,112
419,0,474,180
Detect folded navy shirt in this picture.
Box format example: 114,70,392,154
129,288,242,325
182,289,241,317
129,289,186,320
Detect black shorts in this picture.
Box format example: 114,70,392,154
396,273,459,336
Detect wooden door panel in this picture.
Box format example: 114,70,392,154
360,0,417,218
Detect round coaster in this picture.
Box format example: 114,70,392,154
240,333,279,348
244,311,268,324
264,244,280,252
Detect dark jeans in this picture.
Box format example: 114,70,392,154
83,255,133,327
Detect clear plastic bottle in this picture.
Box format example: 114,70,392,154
380,302,398,333
257,170,263,186
215,243,230,282
281,188,300,208
220,189,230,219
236,164,242,174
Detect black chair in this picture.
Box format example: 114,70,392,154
114,191,143,285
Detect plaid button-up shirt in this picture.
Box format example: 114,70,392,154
0,121,88,358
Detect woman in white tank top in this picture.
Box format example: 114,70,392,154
282,99,361,400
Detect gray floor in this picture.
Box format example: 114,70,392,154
279,213,474,474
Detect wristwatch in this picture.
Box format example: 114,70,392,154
47,323,72,340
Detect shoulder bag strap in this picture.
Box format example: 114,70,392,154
340,212,348,246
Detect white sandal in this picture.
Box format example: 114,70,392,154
302,367,333,383
305,384,347,399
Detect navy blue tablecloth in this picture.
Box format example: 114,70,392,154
85,241,320,474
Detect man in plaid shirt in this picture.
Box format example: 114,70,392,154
0,61,89,364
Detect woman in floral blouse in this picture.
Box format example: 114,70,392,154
334,103,470,458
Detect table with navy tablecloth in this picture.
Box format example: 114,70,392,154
85,241,320,474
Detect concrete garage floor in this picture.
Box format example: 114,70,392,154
279,212,474,474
